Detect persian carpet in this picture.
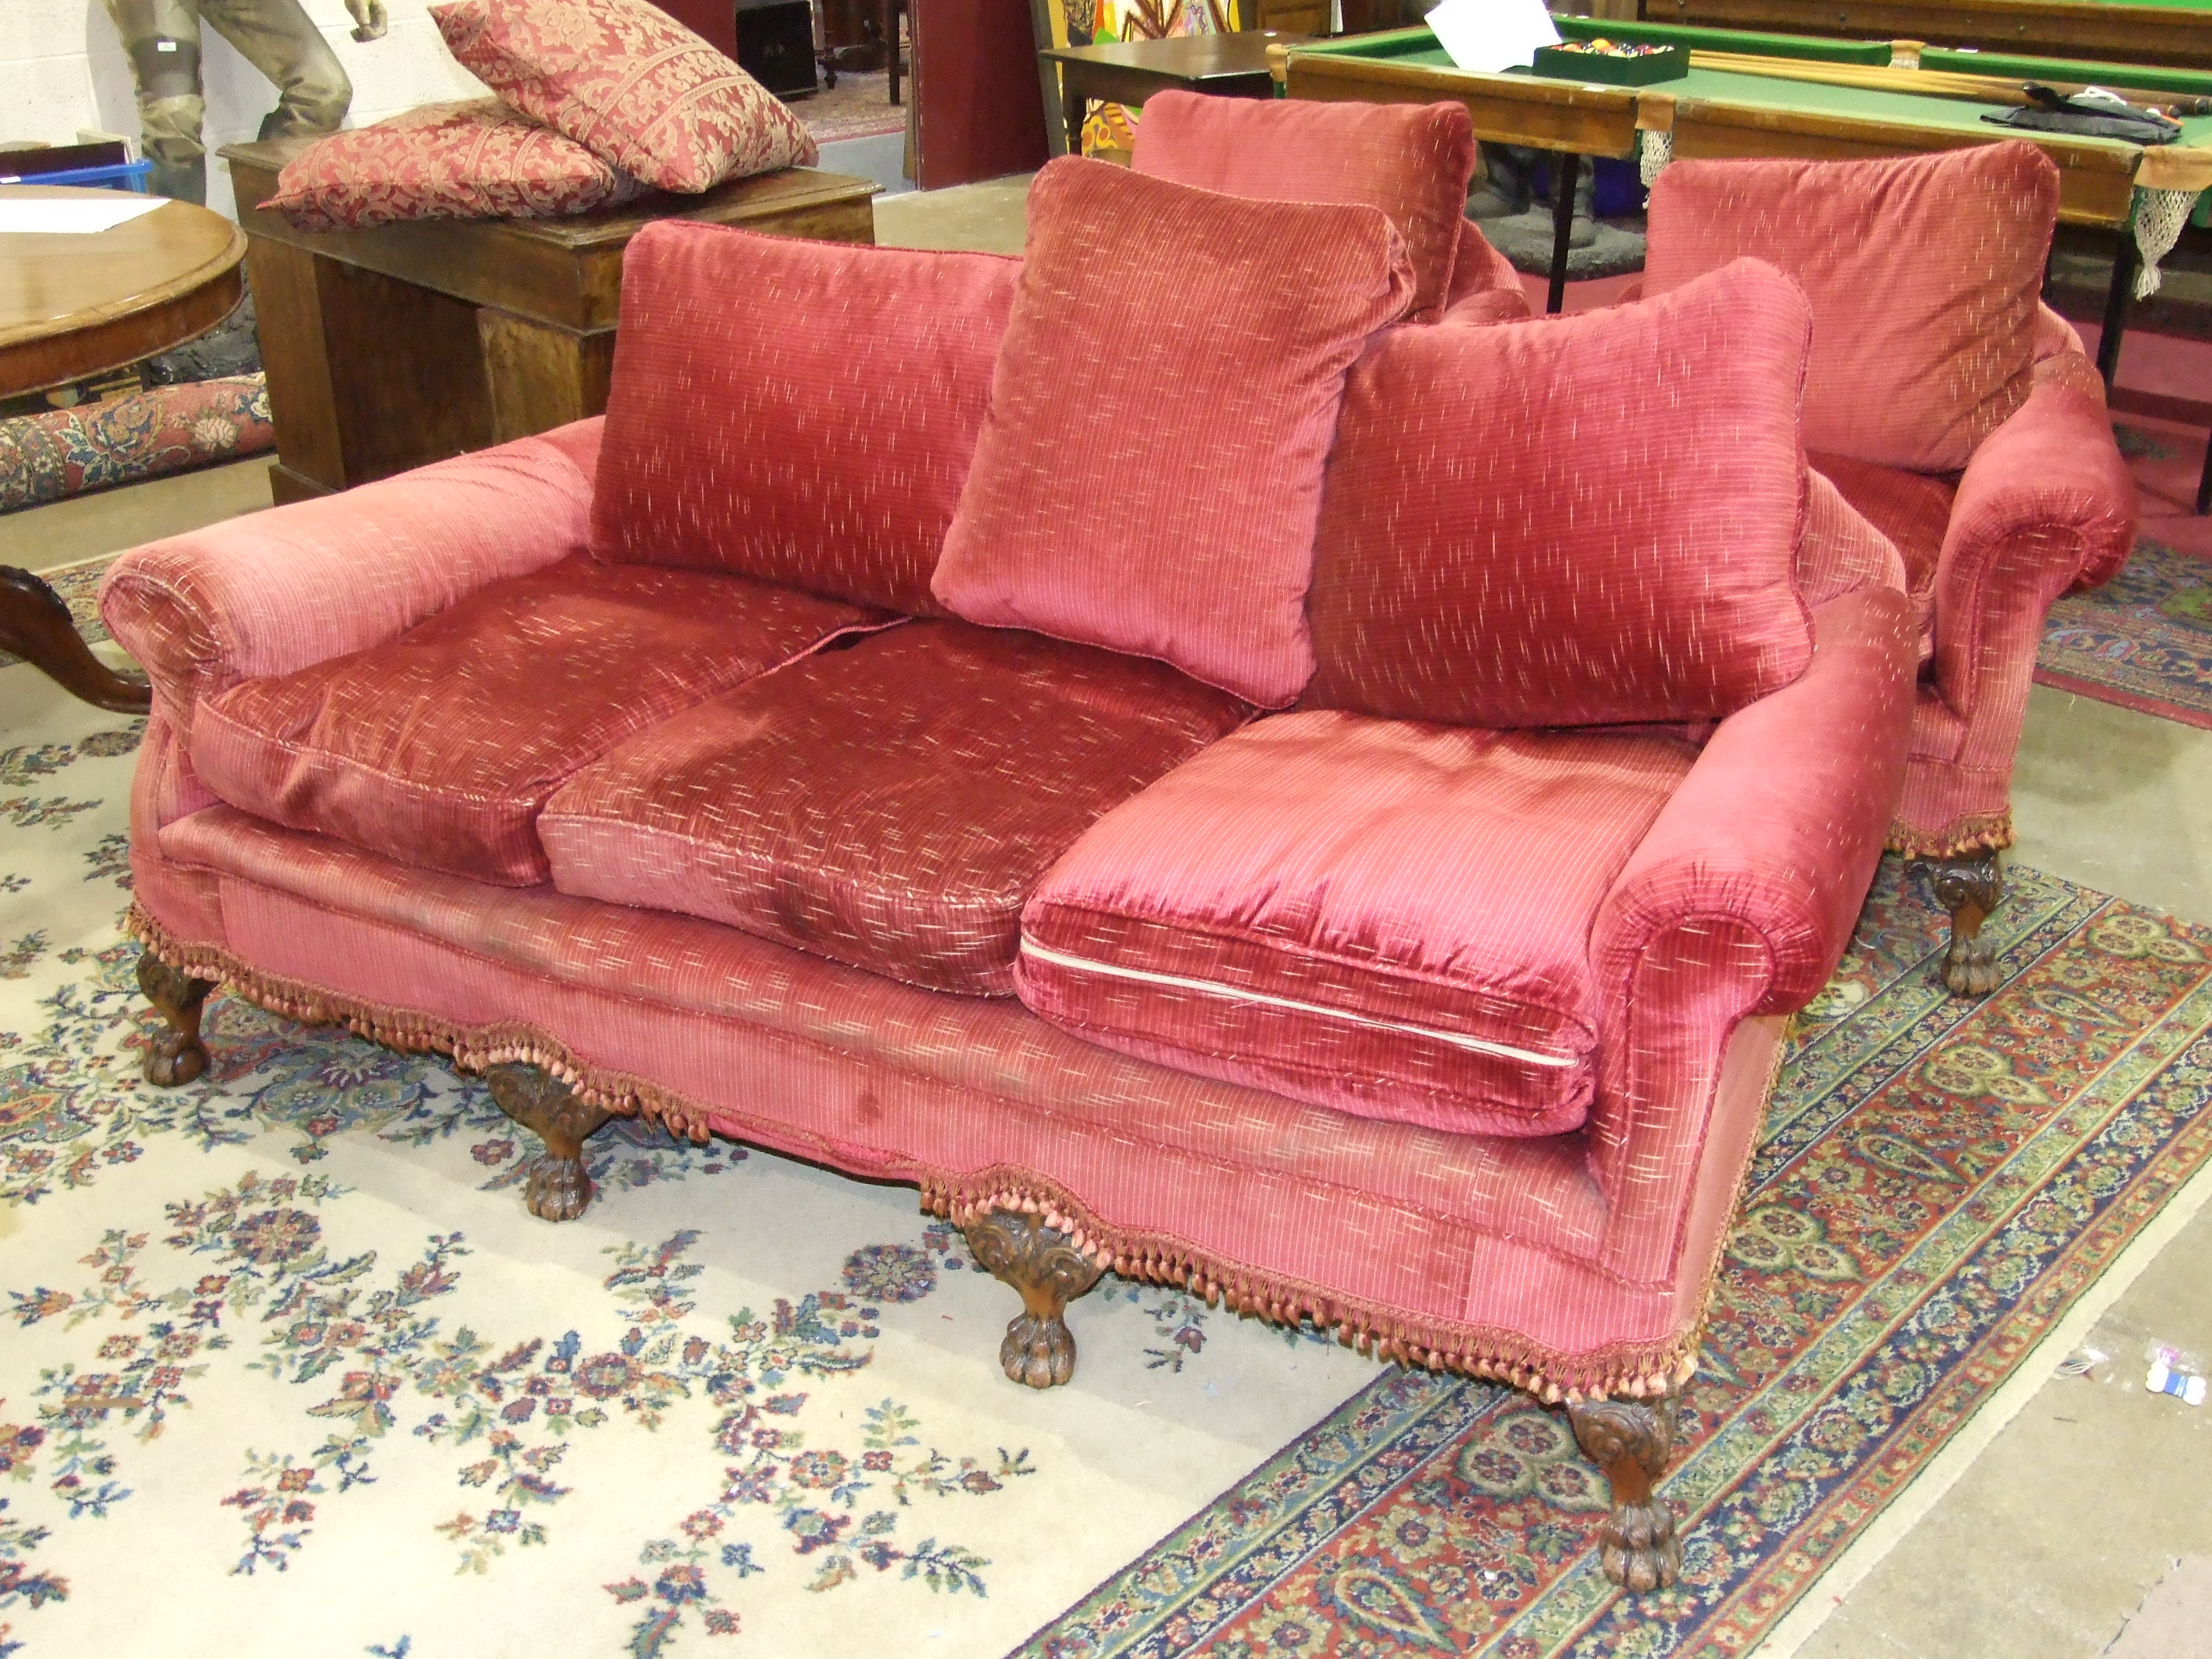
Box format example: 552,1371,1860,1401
0,376,273,515
6,666,2212,1658
1017,861,2212,1658
797,72,908,145
2035,418,2212,729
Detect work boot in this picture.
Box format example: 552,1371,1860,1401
1468,142,1532,219
147,153,206,204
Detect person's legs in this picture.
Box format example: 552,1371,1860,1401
103,0,209,203
200,0,353,139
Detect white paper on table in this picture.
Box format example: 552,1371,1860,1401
1426,0,1561,74
0,195,168,235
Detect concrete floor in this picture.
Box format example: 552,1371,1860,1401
2,177,2206,1656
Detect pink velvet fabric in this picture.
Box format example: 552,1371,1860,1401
592,223,1019,614
139,802,1792,1381
1890,382,2138,852
1306,259,1814,727
191,559,876,885
1589,587,1915,1248
1645,143,2060,471
99,425,603,732
1440,221,1533,324
1129,89,1475,322
539,621,1248,994
1017,715,1696,1137
931,157,1416,708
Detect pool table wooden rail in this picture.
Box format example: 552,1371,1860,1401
1646,0,2212,74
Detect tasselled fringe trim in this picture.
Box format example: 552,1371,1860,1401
920,1174,1700,1405
1886,811,2015,861
130,903,1701,1404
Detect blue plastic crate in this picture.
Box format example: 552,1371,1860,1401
0,158,154,192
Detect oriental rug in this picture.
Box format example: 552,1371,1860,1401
0,376,273,516
5,666,2212,1659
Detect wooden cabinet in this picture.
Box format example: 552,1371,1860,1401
222,139,878,501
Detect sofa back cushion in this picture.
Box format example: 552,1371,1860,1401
1129,90,1475,322
1643,142,2059,471
1305,257,1816,728
932,157,1416,707
592,221,1021,615
431,0,816,193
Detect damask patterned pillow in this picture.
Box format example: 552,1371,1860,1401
431,0,818,194
266,99,648,232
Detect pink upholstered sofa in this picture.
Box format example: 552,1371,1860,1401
104,158,1916,1592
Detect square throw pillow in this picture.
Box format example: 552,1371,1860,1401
1129,90,1475,323
266,99,647,232
431,0,817,194
931,157,1416,708
1304,256,1817,728
593,221,1020,615
1643,142,2060,472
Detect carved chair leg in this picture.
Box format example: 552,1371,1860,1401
485,1063,614,1223
1567,1382,1683,1593
1925,850,2005,997
136,953,214,1087
959,1209,1104,1389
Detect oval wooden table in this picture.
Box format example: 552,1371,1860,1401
1,186,245,714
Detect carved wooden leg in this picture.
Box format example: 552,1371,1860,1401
137,953,215,1086
485,1063,613,1223
1,565,152,715
959,1209,1104,1389
1568,1384,1682,1593
1925,850,2005,997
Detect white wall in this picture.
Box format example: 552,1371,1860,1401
2,0,486,217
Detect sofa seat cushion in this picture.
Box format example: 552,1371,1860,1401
1017,711,1697,1137
192,558,876,887
539,620,1250,996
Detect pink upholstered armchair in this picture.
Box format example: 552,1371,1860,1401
1127,89,1532,327
1644,143,2138,994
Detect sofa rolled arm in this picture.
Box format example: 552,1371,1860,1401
99,419,603,727
1929,384,2136,722
1591,586,1917,1021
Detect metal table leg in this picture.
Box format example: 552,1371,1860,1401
1547,151,1581,315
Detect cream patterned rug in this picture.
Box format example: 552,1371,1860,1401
0,663,1375,1657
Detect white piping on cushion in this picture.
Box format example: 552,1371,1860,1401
1017,935,1581,1069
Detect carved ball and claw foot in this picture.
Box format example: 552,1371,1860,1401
1568,1383,1683,1592
137,954,214,1087
960,1209,1104,1388
1925,850,2005,997
485,1063,614,1222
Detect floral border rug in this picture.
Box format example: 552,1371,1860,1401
2038,536,2212,730
0,376,272,516
7,667,2212,1658
1015,856,2212,1658
2035,420,2212,729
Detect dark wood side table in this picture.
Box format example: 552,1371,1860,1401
2,185,249,714
222,140,880,503
1037,31,1313,159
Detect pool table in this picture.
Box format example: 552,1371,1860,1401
1644,0,2212,76
1282,23,2212,337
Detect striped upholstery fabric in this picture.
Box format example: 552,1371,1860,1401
1804,460,1931,652
100,424,606,734
931,157,1416,708
1306,259,1814,728
1645,142,2061,471
1129,90,1479,323
1017,715,1696,1136
540,621,1249,995
190,560,876,886
1440,221,1533,325
592,224,1020,615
